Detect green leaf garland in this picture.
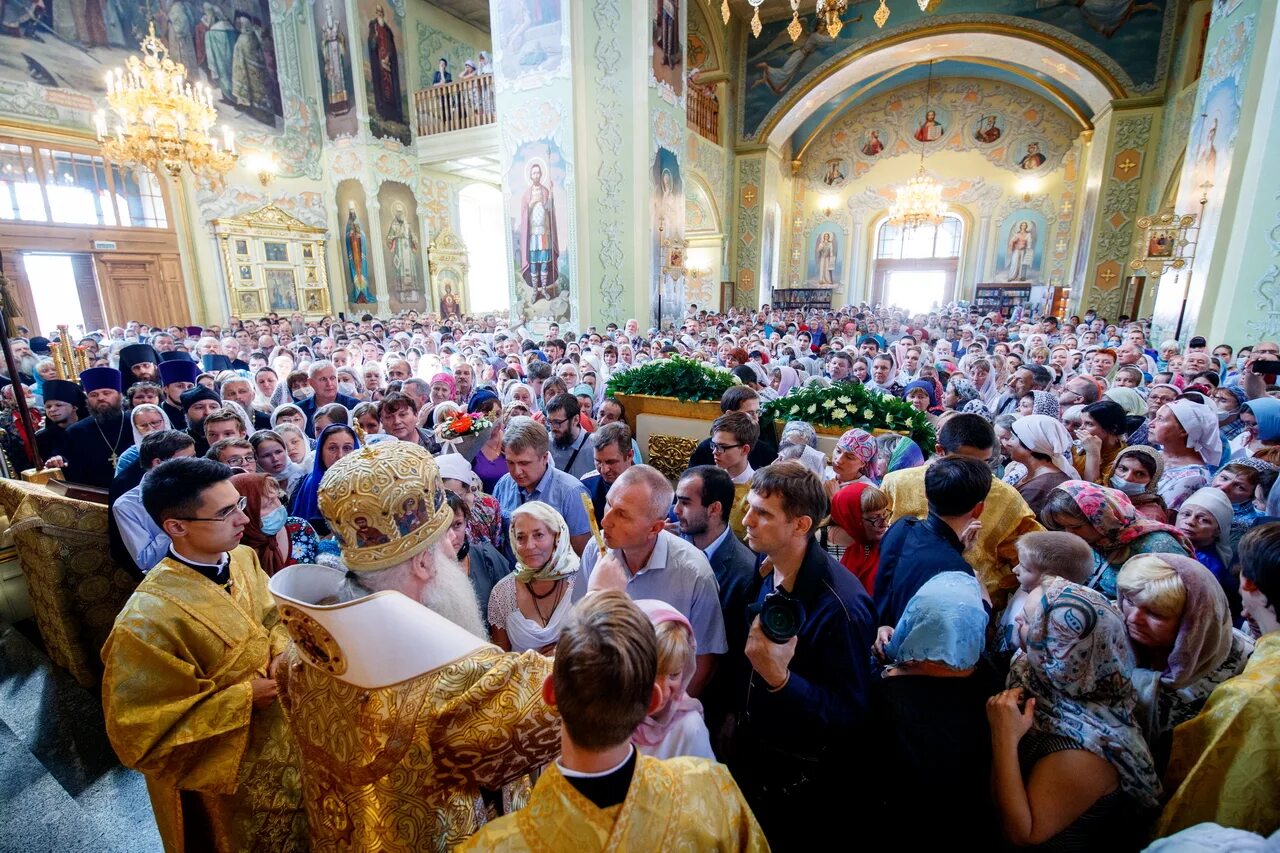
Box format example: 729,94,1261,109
605,356,740,402
763,380,936,452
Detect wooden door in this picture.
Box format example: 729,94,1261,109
94,253,190,328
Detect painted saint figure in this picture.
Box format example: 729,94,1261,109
231,14,271,119
385,202,419,303
816,231,836,285
321,2,349,112
345,202,375,304
440,282,460,319
1019,142,1047,170
861,130,883,156
914,110,944,143
1005,220,1036,282
520,162,559,302
367,4,404,124
654,0,679,68
974,115,1001,144
202,4,236,96
822,159,845,185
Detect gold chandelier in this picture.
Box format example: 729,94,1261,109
94,23,237,186
888,60,946,230
728,0,938,41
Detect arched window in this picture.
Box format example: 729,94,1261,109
870,215,963,314
458,183,507,313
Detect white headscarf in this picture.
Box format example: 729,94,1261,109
129,403,172,446
1167,399,1223,467
1178,487,1234,568
509,502,580,583
1010,414,1081,479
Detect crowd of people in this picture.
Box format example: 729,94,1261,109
9,302,1278,851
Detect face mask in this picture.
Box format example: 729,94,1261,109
1218,409,1235,422
293,387,314,401
338,381,357,397
260,505,288,536
1109,475,1147,496
1237,356,1248,369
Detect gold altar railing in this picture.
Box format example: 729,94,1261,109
687,85,719,144
414,74,495,137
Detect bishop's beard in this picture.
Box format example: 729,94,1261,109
421,545,487,640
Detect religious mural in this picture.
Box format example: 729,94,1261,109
506,137,569,324
651,0,682,97
359,0,410,145
493,0,562,81
314,0,356,139
740,1,1174,139
653,145,685,329
0,0,284,135
995,211,1047,283
336,179,376,305
807,224,841,286
378,180,423,313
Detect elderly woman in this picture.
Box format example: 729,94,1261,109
437,451,504,550
487,502,579,654
114,403,172,475
1015,389,1061,420
826,482,891,594
777,420,829,478
943,376,981,412
903,379,940,421
827,428,878,496
230,472,318,576
988,578,1160,848
1040,481,1194,598
1212,385,1249,444
1238,396,1280,456
442,491,511,640
1007,415,1079,514
1174,486,1237,602
873,573,1000,845
1151,399,1221,512
1115,554,1254,769
871,434,926,483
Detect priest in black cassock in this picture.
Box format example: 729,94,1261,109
59,368,133,489
158,358,198,430
117,343,160,385
35,379,86,462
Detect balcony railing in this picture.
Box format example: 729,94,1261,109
687,85,719,144
414,74,495,137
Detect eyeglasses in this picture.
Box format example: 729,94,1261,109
546,417,570,428
711,442,743,454
224,455,255,467
175,495,248,523
864,512,890,527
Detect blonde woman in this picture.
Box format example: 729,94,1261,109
487,502,580,654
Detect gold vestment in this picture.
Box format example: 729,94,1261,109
100,547,307,852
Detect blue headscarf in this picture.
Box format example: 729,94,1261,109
290,423,360,524
1242,397,1280,442
885,572,988,670
903,379,937,408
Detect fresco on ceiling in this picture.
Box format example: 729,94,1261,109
741,0,1172,139
0,0,284,135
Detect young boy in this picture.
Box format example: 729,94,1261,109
1211,460,1276,546
460,592,766,851
997,531,1095,654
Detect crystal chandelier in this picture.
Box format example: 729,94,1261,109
888,60,946,230
94,23,237,186
725,0,939,40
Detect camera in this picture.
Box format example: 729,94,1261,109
752,588,806,644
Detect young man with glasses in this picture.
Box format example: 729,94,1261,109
101,456,307,852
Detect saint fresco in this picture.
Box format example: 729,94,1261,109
315,0,357,138
359,0,410,145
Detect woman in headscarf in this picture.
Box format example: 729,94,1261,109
1040,481,1194,598
270,402,308,434
825,482,890,592
1105,386,1148,420
231,472,318,576
487,502,579,654
290,423,359,525
1115,554,1254,769
770,364,800,398
114,403,172,474
1110,445,1169,521
630,599,713,760
1237,396,1280,456
988,578,1161,848
944,376,981,412
1128,382,1180,447
1173,487,1237,604
902,379,940,423
1015,389,1061,420
777,420,829,478
1072,400,1131,485
1212,385,1249,445
871,434,927,483
250,429,307,502
873,573,1000,846
1007,415,1079,514
1151,399,1221,512
826,428,878,496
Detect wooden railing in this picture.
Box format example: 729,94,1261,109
414,74,495,137
687,85,719,144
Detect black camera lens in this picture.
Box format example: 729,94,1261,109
759,590,805,644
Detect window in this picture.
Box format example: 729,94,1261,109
876,217,962,260
459,183,507,313
871,214,964,311
0,138,168,228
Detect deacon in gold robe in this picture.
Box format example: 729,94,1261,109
880,425,1041,609
461,592,768,852
270,441,561,852
101,457,307,852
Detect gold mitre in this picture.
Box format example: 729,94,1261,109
318,440,453,572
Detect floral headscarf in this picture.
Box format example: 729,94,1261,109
947,379,978,409
1008,578,1161,808
1053,481,1193,561
1028,390,1061,419
509,502,580,583
836,428,877,463
960,399,994,421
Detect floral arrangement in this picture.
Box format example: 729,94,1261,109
763,381,936,451
436,412,492,441
605,355,739,402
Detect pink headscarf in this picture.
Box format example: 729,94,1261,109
429,372,456,396
631,599,703,748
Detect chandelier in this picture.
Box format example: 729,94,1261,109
94,23,237,186
729,0,938,41
888,60,946,230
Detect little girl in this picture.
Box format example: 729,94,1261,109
631,600,714,760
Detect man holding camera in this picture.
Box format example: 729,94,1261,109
726,461,876,850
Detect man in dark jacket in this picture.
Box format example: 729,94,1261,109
873,456,989,628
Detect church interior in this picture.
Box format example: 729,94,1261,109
0,0,1277,848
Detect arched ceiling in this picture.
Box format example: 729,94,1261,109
760,29,1122,148
790,57,1096,159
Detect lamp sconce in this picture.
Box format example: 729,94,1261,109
1016,177,1039,203
246,151,279,187
820,194,838,217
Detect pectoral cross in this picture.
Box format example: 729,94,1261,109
108,452,118,468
